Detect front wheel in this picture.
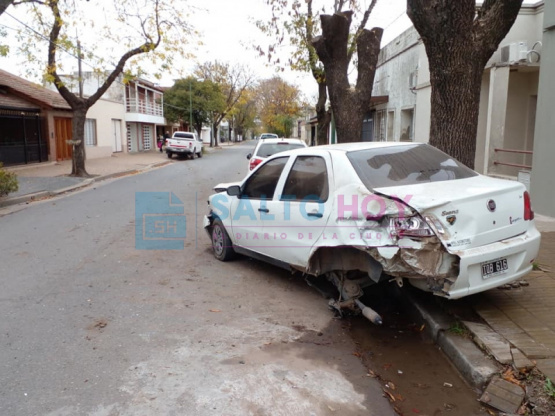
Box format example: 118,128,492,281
211,219,236,261
167,152,172,159
197,150,202,158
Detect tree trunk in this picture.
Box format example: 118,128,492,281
428,56,483,169
0,0,14,16
212,123,219,147
70,105,89,177
407,0,524,169
312,12,382,143
315,82,331,145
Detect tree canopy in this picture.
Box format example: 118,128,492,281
5,0,192,176
256,76,303,137
164,77,226,138
194,61,255,146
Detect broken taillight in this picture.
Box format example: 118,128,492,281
249,158,263,171
389,216,435,238
524,191,534,221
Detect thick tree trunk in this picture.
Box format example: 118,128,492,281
428,57,483,169
315,82,331,145
407,0,524,169
312,12,382,143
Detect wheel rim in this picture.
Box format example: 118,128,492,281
212,225,224,256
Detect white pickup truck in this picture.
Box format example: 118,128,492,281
165,131,203,159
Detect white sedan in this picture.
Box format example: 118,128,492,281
204,142,541,323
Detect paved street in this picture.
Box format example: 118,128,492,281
0,144,394,416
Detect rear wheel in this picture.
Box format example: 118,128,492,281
167,152,172,159
211,219,236,261
197,150,202,158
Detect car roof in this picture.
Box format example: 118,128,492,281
259,141,423,160
256,138,306,145
317,141,422,152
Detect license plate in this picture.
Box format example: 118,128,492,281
481,258,508,279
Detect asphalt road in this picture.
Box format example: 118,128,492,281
0,143,394,416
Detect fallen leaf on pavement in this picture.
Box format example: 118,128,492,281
383,390,396,402
209,309,221,313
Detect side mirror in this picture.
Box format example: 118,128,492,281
227,185,241,197
246,153,252,160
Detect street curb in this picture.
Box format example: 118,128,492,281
0,161,171,208
396,285,501,389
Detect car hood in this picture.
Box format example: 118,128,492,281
374,175,530,251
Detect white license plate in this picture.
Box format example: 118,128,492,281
481,258,508,279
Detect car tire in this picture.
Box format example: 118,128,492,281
197,150,202,158
167,152,172,159
211,218,236,261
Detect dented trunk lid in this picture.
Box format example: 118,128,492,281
374,175,529,250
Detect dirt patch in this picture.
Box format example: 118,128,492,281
509,367,555,415
348,285,490,415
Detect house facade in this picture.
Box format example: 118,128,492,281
51,72,167,156
0,69,73,166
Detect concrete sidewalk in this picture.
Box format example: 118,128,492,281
469,216,555,381
0,151,174,207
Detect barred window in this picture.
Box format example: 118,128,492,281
84,119,97,146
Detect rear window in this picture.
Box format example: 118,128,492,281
347,144,477,189
174,133,194,139
255,143,305,158
260,134,279,139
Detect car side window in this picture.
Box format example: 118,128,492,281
242,157,288,200
281,156,329,202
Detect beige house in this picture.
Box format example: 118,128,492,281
48,72,166,157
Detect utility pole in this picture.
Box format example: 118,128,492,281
189,79,192,131
77,39,83,98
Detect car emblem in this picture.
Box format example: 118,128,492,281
487,199,496,212
446,215,456,225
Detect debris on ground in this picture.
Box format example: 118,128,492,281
479,376,525,414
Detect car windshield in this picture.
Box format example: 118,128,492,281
347,144,477,189
260,134,278,139
256,143,305,158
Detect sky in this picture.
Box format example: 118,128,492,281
0,0,542,103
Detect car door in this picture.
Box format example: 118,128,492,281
259,153,334,268
229,156,289,255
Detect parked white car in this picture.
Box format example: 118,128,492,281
259,133,279,140
205,142,541,323
166,131,203,159
247,138,307,171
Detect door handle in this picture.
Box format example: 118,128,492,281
258,208,270,213
307,212,323,218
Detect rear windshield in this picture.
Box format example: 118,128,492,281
256,143,305,158
347,144,477,189
174,133,194,139
260,134,278,139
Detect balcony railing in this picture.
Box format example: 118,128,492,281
126,98,163,117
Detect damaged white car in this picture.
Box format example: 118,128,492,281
204,142,541,324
